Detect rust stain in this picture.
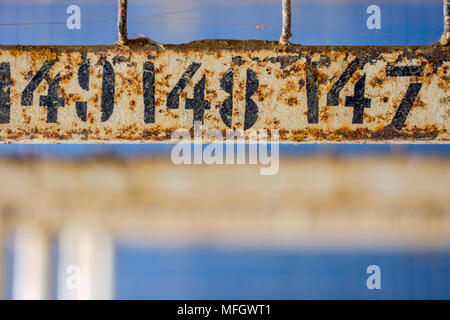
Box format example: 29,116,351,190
0,41,448,143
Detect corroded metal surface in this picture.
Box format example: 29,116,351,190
0,41,448,143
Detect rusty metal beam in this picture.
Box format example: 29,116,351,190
0,1,448,143
0,42,448,143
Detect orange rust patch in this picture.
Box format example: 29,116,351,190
286,97,298,107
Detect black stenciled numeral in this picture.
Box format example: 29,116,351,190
167,63,201,110
218,69,233,128
21,60,65,123
21,60,56,106
76,56,90,122
327,58,368,106
386,65,423,77
306,55,330,124
0,62,11,124
167,64,259,129
306,68,319,124
143,62,155,124
219,69,259,130
345,75,371,124
244,69,259,130
186,75,211,125
39,74,65,123
165,63,210,125
391,83,423,130
101,60,115,122
219,68,259,130
386,64,424,130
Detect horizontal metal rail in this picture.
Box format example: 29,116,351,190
0,43,448,143
0,1,447,143
2,157,450,248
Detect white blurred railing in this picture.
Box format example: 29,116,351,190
0,156,449,299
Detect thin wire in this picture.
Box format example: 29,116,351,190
0,3,437,42
0,19,436,41
292,25,437,40
0,6,210,27
130,6,210,21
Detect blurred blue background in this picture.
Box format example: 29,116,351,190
114,247,450,299
0,0,443,46
0,0,449,299
5,245,450,299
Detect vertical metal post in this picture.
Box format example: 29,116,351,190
279,0,292,45
57,223,114,300
118,0,128,44
0,214,4,300
442,0,450,45
12,222,51,300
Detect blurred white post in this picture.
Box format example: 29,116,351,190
0,215,5,300
57,223,114,300
12,222,51,300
